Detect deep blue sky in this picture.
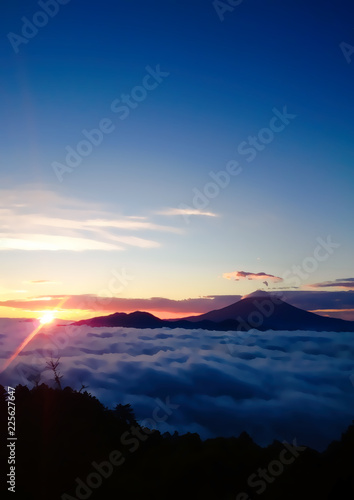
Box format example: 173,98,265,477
1,0,354,318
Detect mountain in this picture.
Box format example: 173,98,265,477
178,293,354,332
71,293,354,332
74,311,164,328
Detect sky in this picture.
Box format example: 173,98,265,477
1,0,354,320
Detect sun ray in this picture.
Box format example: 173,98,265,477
0,323,43,374
0,296,69,374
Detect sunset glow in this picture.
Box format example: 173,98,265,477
39,311,55,324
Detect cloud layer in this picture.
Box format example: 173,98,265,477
1,319,354,451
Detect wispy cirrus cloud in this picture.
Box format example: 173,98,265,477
25,280,60,285
84,218,181,232
223,270,283,284
157,207,218,217
0,188,180,252
0,234,124,252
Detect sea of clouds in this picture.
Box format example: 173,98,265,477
1,318,354,451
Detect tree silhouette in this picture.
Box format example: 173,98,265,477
78,383,88,393
46,357,63,389
114,402,137,425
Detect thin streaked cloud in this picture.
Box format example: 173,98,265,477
158,207,218,217
0,188,181,252
306,278,354,290
25,280,60,285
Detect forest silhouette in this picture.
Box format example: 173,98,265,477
1,370,354,500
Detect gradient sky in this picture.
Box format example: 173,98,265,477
1,0,354,320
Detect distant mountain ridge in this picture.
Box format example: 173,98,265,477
72,293,354,332
74,311,164,328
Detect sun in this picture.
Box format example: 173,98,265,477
39,311,55,325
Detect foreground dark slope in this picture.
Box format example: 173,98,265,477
72,295,354,332
1,383,353,500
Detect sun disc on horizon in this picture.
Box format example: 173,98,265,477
39,311,55,325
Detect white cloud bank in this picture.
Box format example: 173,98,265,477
1,319,353,451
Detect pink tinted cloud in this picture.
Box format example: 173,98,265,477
223,271,283,283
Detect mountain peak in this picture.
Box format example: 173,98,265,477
241,289,283,301
242,289,270,299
